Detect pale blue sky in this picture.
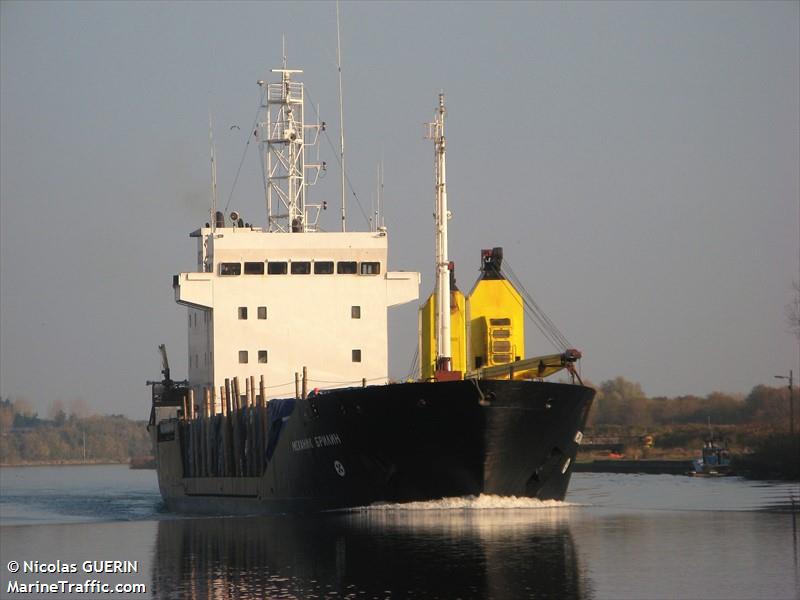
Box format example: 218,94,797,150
1,1,798,417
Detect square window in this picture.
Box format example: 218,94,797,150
258,350,268,364
291,261,311,274
337,261,357,274
219,262,241,276
314,261,334,274
258,306,267,319
267,261,288,275
244,261,265,275
238,307,248,320
351,306,361,319
239,350,248,364
352,349,362,362
360,261,381,275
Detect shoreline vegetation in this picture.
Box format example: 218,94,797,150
1,398,150,467
1,378,798,480
575,377,799,480
0,459,131,467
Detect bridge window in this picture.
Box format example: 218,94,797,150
244,261,265,275
258,350,268,364
238,307,247,320
337,261,357,274
291,261,311,275
258,306,267,319
352,349,362,362
314,261,334,274
360,262,380,275
238,351,248,364
219,262,241,276
267,261,288,275
351,306,361,319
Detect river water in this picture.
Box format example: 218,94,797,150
0,465,797,599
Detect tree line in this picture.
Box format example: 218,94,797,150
0,378,795,464
586,377,792,429
0,398,151,464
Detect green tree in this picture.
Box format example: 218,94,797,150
0,398,14,432
745,385,790,425
591,377,648,426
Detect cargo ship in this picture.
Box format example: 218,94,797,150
147,65,594,514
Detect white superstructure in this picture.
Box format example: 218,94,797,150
173,68,420,403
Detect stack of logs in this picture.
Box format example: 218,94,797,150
178,375,265,478
177,368,318,478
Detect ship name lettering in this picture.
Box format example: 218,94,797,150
291,433,342,452
314,433,342,448
291,438,314,451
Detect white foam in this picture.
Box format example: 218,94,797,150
358,494,573,511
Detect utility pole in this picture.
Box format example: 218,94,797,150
774,370,798,472
774,370,794,437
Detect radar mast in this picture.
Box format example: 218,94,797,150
259,68,323,232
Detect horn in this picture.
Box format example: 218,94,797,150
230,211,240,223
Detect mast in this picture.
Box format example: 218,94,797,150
379,157,385,229
427,93,451,371
336,1,347,232
208,109,218,234
259,68,323,232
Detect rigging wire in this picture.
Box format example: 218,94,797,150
223,87,266,215
497,275,567,353
304,88,371,228
220,78,370,228
499,258,572,352
507,270,571,350
406,344,420,381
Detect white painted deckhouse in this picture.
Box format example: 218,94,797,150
173,67,420,403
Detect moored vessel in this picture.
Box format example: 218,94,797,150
690,421,733,476
148,64,594,514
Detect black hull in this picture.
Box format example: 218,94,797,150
153,379,594,514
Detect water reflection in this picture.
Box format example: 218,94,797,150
152,507,590,599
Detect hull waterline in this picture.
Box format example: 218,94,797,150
152,379,594,514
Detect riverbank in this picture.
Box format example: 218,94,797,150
0,458,128,467
574,459,694,475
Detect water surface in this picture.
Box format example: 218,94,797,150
1,465,797,599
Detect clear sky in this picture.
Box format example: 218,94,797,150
1,1,798,418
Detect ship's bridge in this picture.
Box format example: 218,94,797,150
174,226,419,402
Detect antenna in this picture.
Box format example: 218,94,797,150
370,189,375,232
336,0,347,232
374,163,380,232
379,156,385,229
208,108,218,234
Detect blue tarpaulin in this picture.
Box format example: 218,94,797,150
265,398,296,462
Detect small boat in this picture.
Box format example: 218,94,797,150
690,422,732,476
